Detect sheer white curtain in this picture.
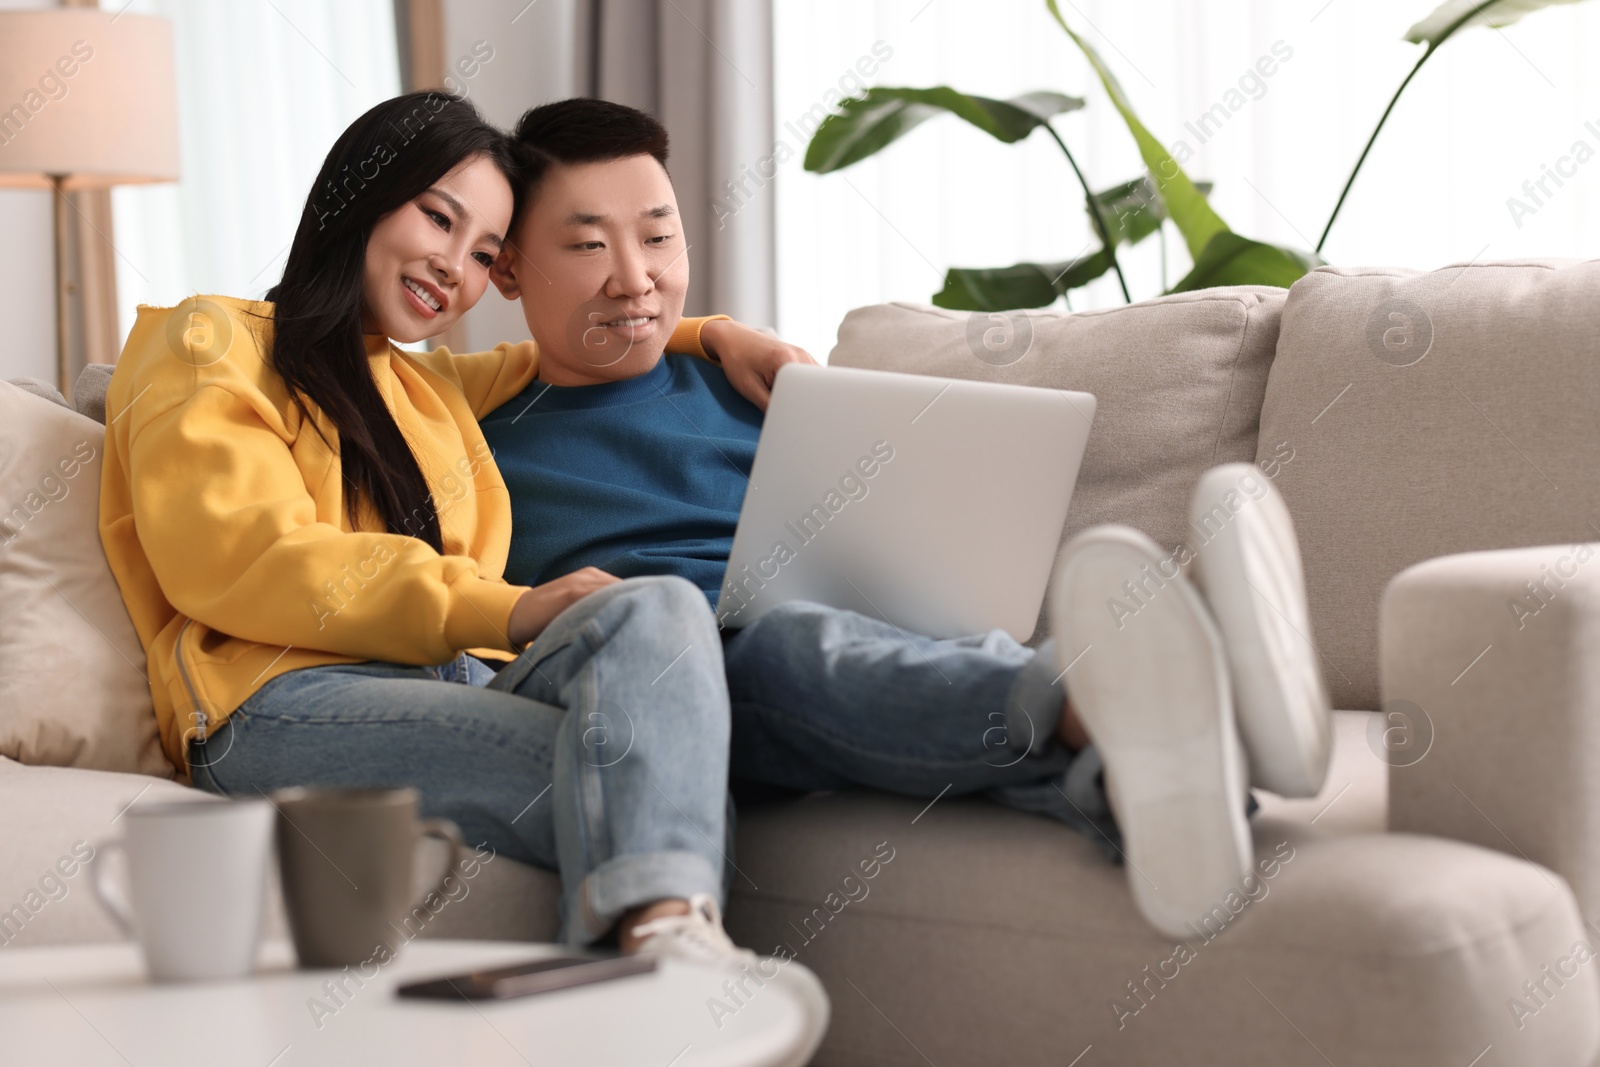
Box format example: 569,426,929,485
109,0,401,342
773,0,1600,361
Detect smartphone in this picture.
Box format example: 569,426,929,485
397,954,658,1001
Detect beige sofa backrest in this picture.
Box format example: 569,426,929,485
1260,260,1600,710
828,288,1288,642
830,261,1600,711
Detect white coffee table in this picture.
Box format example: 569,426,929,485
0,939,816,1067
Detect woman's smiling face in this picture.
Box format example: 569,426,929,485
361,152,513,343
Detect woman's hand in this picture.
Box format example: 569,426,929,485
508,567,620,646
699,319,817,411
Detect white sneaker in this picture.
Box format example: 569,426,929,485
1187,464,1332,798
1050,525,1253,941
629,894,829,1065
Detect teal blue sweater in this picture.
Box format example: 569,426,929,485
479,354,763,606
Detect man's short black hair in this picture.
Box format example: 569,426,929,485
511,97,670,205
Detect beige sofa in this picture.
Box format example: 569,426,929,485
4,259,1600,1066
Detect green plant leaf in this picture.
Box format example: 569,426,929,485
1094,176,1213,248
1045,0,1228,260
803,87,1084,173
1404,0,1588,45
931,253,1110,311
1167,232,1323,293
1007,90,1089,125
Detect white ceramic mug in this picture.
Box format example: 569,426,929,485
90,798,275,982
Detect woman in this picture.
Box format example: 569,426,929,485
98,91,826,1024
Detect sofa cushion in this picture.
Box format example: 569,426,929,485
72,363,114,425
726,789,1598,1067
18,754,1594,1067
1258,260,1600,709
8,378,68,410
0,759,210,947
828,289,1286,640
1252,709,1387,834
0,382,169,777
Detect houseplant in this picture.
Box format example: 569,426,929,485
802,0,1590,311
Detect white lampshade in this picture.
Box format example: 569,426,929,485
0,9,178,189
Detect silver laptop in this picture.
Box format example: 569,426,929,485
715,363,1096,641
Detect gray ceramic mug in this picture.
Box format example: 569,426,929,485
270,787,463,969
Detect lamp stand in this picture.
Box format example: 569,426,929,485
50,174,73,399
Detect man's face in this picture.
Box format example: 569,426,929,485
493,154,688,385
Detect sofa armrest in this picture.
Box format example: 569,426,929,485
1381,544,1600,920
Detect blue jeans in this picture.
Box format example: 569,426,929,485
188,576,733,947
721,600,1121,859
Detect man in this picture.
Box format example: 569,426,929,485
483,98,1332,945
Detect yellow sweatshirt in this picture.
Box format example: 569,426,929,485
99,296,722,772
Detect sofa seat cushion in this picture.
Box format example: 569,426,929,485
1253,708,1387,833
725,790,1598,1067
1259,259,1600,709
0,760,210,947
12,757,1596,1066
828,289,1286,641
3,711,1386,952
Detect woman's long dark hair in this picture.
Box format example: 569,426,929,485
266,91,519,552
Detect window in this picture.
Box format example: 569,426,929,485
774,0,1600,361
110,0,400,340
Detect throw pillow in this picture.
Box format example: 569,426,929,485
828,289,1288,641
0,380,170,777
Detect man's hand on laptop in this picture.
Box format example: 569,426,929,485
700,319,817,411
509,567,621,645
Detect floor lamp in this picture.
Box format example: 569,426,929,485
0,10,179,396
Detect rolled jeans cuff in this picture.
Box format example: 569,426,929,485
568,848,725,947
1003,638,1066,757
